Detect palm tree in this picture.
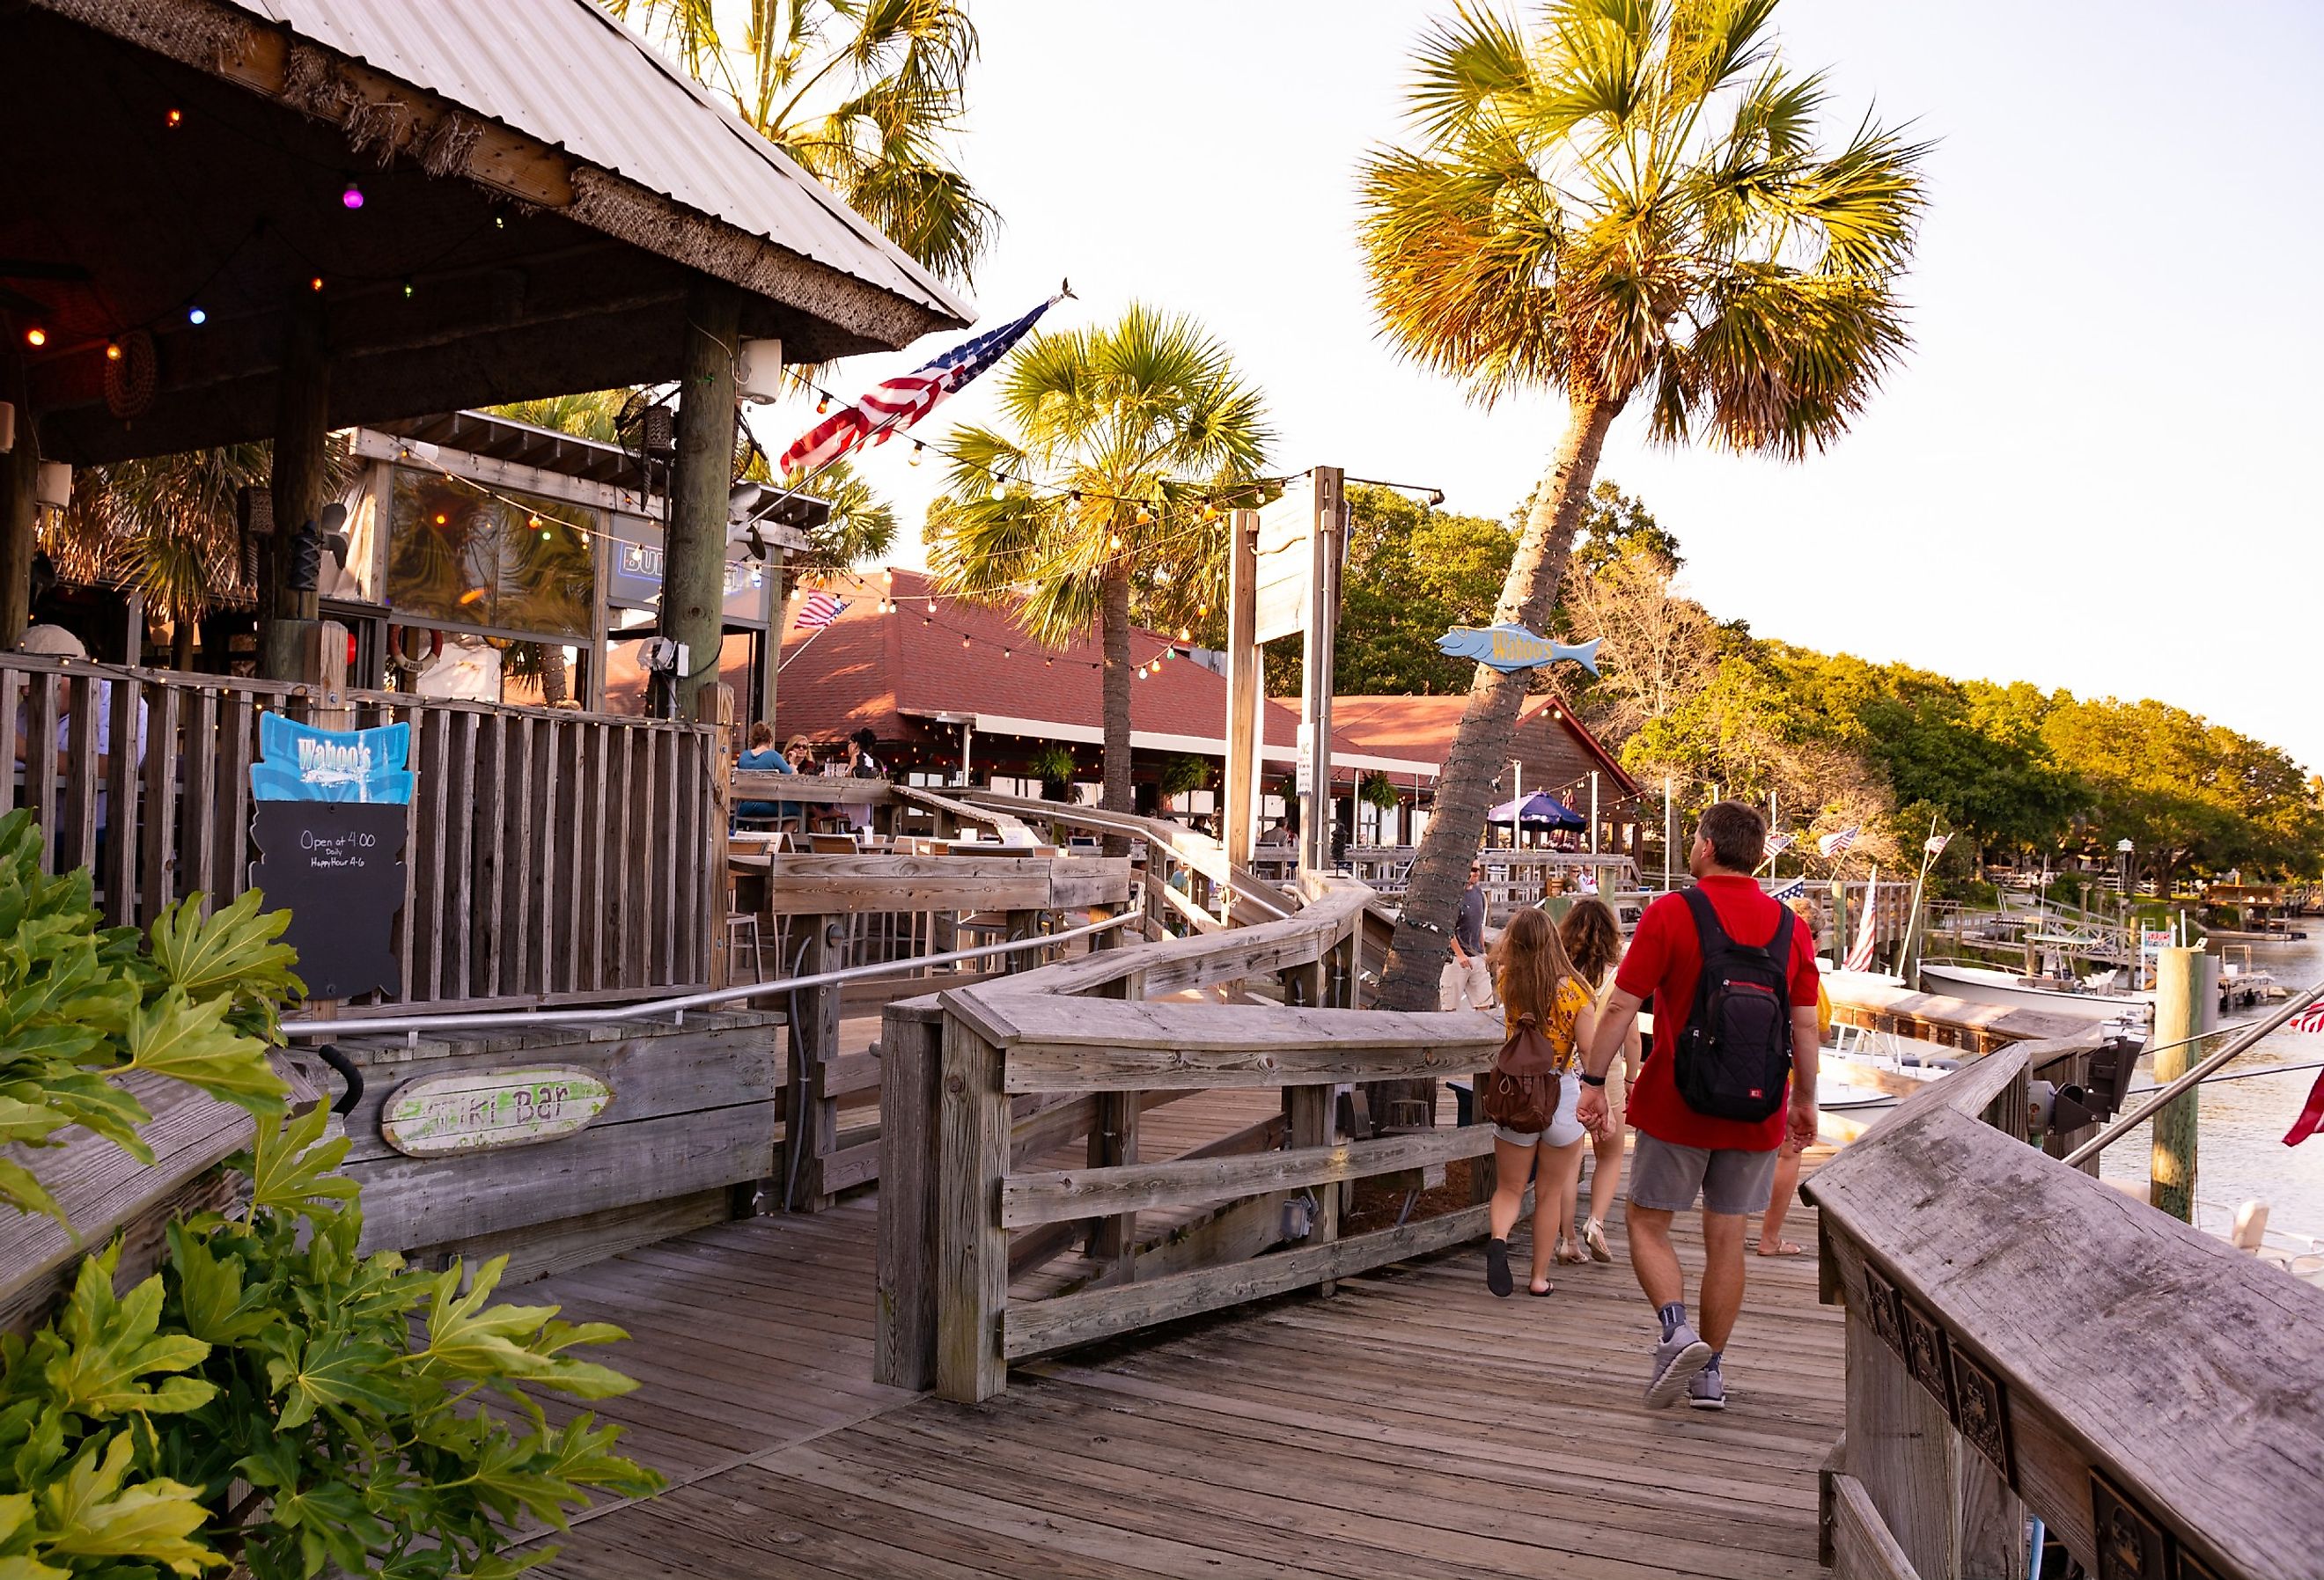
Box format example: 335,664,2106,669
1357,0,1927,1011
599,0,995,283
926,306,1271,820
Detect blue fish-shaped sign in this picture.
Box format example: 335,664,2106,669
1437,625,1602,677
252,714,415,804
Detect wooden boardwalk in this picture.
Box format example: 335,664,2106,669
524,1160,1842,1578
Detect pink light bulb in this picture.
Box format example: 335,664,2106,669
342,181,365,210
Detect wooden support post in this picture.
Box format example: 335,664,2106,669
1285,1083,1338,1295
1003,908,1043,974
261,298,331,682
2150,944,2212,1224
784,913,842,1211
1842,1306,1966,1580
1,354,40,650
701,681,735,990
936,1011,1008,1402
1297,467,1343,875
1085,1091,1140,1282
663,279,743,720
874,1003,944,1390
1222,509,1261,876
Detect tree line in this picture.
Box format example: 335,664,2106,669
1305,483,2324,890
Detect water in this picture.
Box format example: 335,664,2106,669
2098,930,2324,1253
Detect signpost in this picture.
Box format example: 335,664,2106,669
380,1067,614,1157
1236,468,1349,875
247,711,412,1001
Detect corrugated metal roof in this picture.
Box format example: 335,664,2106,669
229,0,973,327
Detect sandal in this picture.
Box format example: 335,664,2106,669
1581,1220,1613,1263
1555,1234,1589,1266
1527,1280,1555,1297
1756,1238,1805,1257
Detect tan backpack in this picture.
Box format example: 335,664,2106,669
1481,1012,1562,1133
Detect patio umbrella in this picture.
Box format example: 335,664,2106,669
1485,791,1586,830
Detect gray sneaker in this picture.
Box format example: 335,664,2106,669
1644,1322,1713,1408
1688,1360,1726,1411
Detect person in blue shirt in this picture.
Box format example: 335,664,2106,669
734,721,791,826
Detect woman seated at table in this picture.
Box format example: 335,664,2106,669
733,721,791,827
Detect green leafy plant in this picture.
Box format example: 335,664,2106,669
1359,772,1401,813
1156,754,1210,802
1026,744,1078,800
0,809,658,1576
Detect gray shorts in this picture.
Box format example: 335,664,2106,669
1492,1072,1585,1149
1629,1131,1781,1216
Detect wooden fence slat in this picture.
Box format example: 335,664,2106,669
0,669,19,818
502,717,534,997
445,710,476,1002
137,683,180,921
98,676,140,923
180,689,217,909
410,708,446,1000
1001,1120,1492,1229
60,674,100,878
936,1015,1008,1403
473,711,506,999
24,674,58,871
654,729,678,984
216,694,252,900
580,721,607,992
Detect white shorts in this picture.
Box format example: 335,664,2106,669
1493,1070,1585,1149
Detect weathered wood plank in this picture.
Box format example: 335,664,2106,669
23,673,59,871
1828,1473,1921,1580
1001,1199,1497,1360
402,1185,737,1288
936,1014,1008,1402
761,856,1054,917
966,996,1500,1093
1003,1122,1494,1228
349,1101,777,1253
874,1006,942,1391
1808,1095,2324,1580
137,681,181,920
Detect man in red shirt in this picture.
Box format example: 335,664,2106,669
1577,801,1820,1412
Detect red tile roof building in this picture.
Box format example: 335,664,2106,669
771,567,1648,847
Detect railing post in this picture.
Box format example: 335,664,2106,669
784,913,842,1211
1843,1305,1966,1577
937,1010,1008,1402
1286,1082,1338,1295
873,1000,944,1391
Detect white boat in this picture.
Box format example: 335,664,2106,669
1917,959,2151,1025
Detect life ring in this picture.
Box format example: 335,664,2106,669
389,626,445,676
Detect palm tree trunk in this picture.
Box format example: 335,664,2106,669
1375,395,1621,1017
1099,570,1134,855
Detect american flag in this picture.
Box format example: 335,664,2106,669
1818,826,1860,859
1924,832,1952,857
1843,868,1882,972
2291,1003,2324,1036
776,297,1060,477
1765,832,1798,858
793,592,846,632
1769,876,1808,901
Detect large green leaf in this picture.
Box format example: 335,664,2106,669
42,1261,216,1420
147,892,303,1018
33,1433,221,1575
268,1336,401,1430
124,991,286,1118
239,1106,357,1217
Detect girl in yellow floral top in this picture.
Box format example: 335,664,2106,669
1482,908,1599,1298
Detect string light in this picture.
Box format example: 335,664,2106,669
165,108,184,129
909,443,923,467
816,397,830,415
310,276,325,292
1177,627,1190,642
186,306,206,326
21,327,44,348
1002,647,1012,659
103,342,122,363
1108,531,1123,551
1135,507,1152,525
342,181,365,210
961,634,970,650
401,280,414,299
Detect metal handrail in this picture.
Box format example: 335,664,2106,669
279,907,1141,1040
2061,976,2324,1167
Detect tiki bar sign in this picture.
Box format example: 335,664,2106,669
1436,623,1601,676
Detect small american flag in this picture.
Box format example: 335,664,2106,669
1843,870,1881,973
1769,876,1807,901
1818,826,1860,859
2290,1003,2324,1036
777,296,1060,476
793,592,846,632
1764,832,1797,858
1925,832,1952,857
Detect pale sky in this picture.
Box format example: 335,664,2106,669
742,0,2324,772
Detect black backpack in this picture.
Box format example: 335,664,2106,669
1673,889,1796,1122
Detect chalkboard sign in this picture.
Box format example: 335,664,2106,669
249,803,407,999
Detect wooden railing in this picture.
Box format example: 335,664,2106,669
0,654,721,1010
960,790,1299,932
1804,1038,2322,1579
875,876,1504,1401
